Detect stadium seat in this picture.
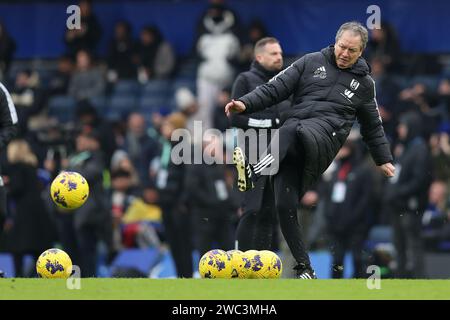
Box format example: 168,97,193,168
0,254,14,277
411,75,440,91
175,58,197,81
113,80,141,95
110,248,162,277
108,94,137,117
425,253,450,278
138,94,168,113
88,95,107,113
140,80,171,98
308,250,354,279
37,69,54,89
47,95,76,123
365,225,393,251
0,254,35,278
149,250,200,278
171,79,196,95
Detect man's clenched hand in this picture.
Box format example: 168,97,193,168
225,99,246,117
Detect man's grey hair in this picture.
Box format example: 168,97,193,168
335,21,369,50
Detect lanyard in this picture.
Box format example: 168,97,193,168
160,140,172,169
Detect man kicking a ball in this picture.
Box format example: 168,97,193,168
225,21,395,279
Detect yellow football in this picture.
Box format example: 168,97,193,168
198,249,232,279
50,171,89,210
36,248,73,279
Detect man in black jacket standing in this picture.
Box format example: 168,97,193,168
225,21,395,279
323,136,375,278
231,37,290,251
383,111,432,278
0,82,19,277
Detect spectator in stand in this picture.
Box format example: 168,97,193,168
429,123,450,183
106,21,138,83
370,56,401,140
64,0,102,56
68,49,105,101
185,132,237,256
397,81,440,141
4,139,57,277
60,131,111,277
322,136,375,278
196,0,242,38
110,149,140,188
152,112,193,278
75,100,117,167
422,180,449,250
213,87,232,132
0,22,16,81
365,21,401,73
238,20,269,72
48,55,74,96
175,87,198,136
10,69,45,136
109,168,142,254
136,26,175,83
436,76,450,121
195,1,240,131
123,112,159,186
383,112,432,278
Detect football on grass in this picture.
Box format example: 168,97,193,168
36,248,73,279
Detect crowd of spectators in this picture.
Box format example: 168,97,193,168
0,0,449,278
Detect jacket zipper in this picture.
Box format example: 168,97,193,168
324,68,341,101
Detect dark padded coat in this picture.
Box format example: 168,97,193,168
0,82,18,154
230,60,291,129
384,112,432,214
238,45,393,195
0,82,18,226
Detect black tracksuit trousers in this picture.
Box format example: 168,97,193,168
235,176,277,251
248,118,312,267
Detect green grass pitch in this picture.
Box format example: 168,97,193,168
1,279,450,300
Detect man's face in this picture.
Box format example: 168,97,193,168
334,30,363,69
256,42,283,72
112,176,131,192
76,51,90,70
397,123,408,140
161,121,174,139
128,113,146,136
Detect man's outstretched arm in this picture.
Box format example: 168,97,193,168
356,78,395,178
226,55,306,116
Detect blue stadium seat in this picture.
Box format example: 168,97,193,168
176,58,197,81
37,70,54,89
108,94,137,116
171,79,196,95
88,95,107,113
0,254,35,278
113,80,141,95
308,250,354,279
0,254,14,277
138,94,168,113
149,250,200,278
411,75,440,91
110,248,162,277
365,225,393,251
47,95,76,123
140,80,171,97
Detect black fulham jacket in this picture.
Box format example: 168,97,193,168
238,46,393,196
0,82,18,157
230,60,291,129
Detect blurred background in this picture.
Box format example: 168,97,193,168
0,0,449,279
